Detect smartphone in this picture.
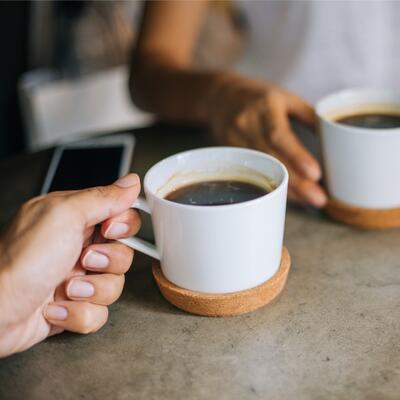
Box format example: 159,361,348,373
41,134,135,194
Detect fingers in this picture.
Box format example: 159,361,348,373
243,132,327,208
67,173,141,227
263,98,321,182
101,208,141,240
46,240,131,336
81,242,134,274
65,273,125,305
216,87,325,208
44,301,108,334
284,90,316,128
285,163,327,207
265,141,327,207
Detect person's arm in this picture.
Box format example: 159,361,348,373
130,1,327,207
130,0,219,124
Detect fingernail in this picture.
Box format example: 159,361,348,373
115,173,140,188
104,222,129,239
45,304,68,321
82,250,109,269
303,164,321,181
308,190,327,208
67,280,95,298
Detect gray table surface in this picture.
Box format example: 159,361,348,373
0,125,399,400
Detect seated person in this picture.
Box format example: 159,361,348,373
130,1,400,207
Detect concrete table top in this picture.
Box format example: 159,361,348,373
0,125,399,400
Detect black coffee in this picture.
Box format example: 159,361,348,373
335,112,400,129
165,180,270,206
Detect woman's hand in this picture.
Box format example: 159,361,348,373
208,75,327,207
0,174,141,358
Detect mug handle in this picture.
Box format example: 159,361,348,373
117,198,160,260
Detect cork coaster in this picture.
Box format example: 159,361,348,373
152,247,291,317
326,198,400,230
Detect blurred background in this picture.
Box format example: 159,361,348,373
0,0,247,159
1,0,145,158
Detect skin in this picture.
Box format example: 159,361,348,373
130,0,327,207
0,174,141,358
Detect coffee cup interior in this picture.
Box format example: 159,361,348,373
144,147,288,203
317,89,400,128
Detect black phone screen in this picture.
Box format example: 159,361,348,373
48,146,124,191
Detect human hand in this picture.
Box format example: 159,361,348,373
208,74,327,207
0,174,141,358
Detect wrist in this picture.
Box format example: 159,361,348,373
196,71,238,123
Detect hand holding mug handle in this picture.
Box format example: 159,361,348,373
118,198,160,260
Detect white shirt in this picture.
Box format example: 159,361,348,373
235,0,400,103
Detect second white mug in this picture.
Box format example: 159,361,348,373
317,89,400,209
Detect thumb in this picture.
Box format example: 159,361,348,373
68,174,141,227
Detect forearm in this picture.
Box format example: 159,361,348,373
130,0,226,125
129,52,231,125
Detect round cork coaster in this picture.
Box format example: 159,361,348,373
152,247,291,317
326,198,400,230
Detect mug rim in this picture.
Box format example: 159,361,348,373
143,146,288,211
316,88,400,135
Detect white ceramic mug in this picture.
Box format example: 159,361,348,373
317,89,400,208
119,147,288,294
